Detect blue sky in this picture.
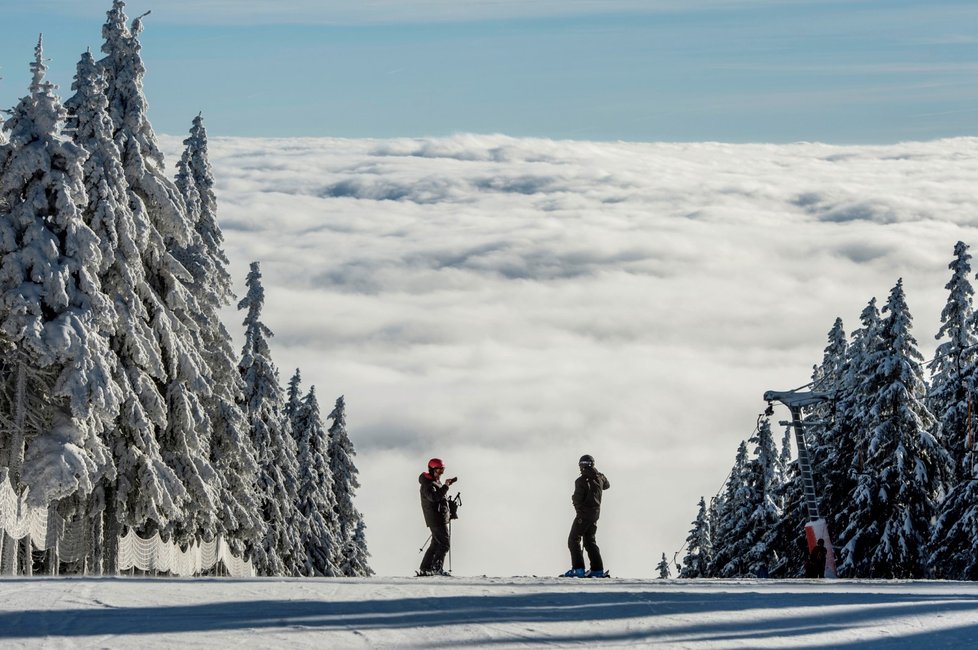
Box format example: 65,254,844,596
2,0,977,142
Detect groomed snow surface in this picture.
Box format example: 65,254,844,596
1,577,976,648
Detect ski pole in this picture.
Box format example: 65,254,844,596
418,534,431,554
448,519,452,573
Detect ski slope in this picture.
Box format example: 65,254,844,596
1,576,976,648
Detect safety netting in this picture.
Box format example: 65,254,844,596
0,475,254,577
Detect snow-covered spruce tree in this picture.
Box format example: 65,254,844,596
173,114,263,556
929,241,978,484
63,45,191,571
100,1,191,247
929,445,978,579
775,422,793,489
788,317,850,573
679,496,712,578
761,421,811,578
741,417,781,576
283,368,310,573
708,441,751,577
702,493,722,578
99,0,221,548
809,318,847,511
927,245,978,580
838,280,950,578
327,395,372,576
293,385,341,576
0,37,122,571
824,299,883,577
238,262,303,576
175,114,233,303
761,443,806,578
656,553,671,579
285,368,303,427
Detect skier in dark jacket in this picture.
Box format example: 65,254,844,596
418,457,457,576
564,454,611,578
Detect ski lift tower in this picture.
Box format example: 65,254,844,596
763,388,839,578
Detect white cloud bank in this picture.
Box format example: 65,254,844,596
159,133,978,577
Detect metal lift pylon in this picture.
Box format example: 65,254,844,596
764,389,839,579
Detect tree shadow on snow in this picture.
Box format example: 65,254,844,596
0,581,976,646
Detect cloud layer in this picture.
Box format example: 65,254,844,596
159,133,978,577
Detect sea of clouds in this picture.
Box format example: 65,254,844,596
160,133,978,577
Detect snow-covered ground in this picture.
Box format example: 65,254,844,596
2,576,976,648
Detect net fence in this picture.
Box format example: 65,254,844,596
0,474,254,577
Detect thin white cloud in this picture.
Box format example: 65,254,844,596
30,0,853,25
160,133,978,578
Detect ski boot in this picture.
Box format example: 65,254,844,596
562,568,586,578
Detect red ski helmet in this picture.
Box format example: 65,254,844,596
428,458,445,470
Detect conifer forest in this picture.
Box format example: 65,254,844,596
0,1,371,577
682,242,978,580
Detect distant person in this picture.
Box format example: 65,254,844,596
809,538,828,579
756,560,769,579
418,458,457,576
564,454,611,578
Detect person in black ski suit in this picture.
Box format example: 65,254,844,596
809,538,827,578
565,454,611,578
418,457,457,576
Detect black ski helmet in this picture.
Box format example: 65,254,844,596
579,454,595,467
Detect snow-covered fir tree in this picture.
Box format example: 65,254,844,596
0,37,122,570
775,423,793,489
175,114,233,308
808,318,847,516
327,395,372,576
238,262,303,576
705,494,721,576
927,247,978,579
929,241,978,483
820,299,883,578
285,368,303,427
708,441,751,577
656,553,671,579
928,460,978,579
759,421,810,578
838,280,949,578
63,43,190,571
100,1,191,247
292,384,341,577
679,496,711,578
741,417,782,576
173,114,262,554
99,0,220,548
761,447,806,578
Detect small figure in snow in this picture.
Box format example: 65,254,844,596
756,558,769,579
418,457,458,576
564,454,611,578
809,538,827,579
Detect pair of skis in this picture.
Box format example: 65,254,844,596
560,570,611,578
